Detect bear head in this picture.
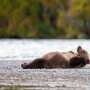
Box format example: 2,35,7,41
77,46,90,64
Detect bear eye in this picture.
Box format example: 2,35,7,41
77,54,81,56
83,51,85,54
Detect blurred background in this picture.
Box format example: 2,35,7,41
0,0,90,39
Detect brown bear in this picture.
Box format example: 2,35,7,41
21,46,90,69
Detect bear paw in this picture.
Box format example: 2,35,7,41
21,63,27,69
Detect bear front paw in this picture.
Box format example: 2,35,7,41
21,63,27,69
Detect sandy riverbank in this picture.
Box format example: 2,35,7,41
0,60,90,90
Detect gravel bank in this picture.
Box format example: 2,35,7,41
0,60,90,90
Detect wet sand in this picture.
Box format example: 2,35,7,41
0,60,90,90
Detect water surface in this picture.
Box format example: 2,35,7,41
0,39,90,60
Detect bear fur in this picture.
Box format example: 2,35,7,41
21,46,90,69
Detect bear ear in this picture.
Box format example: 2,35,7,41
77,46,82,52
77,46,82,49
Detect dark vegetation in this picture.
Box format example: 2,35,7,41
0,0,90,39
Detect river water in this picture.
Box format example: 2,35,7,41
0,39,90,90
0,39,90,60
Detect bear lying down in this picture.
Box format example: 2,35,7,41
21,46,90,69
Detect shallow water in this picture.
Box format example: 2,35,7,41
0,39,90,90
0,39,90,60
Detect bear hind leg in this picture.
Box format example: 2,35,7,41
21,58,49,69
